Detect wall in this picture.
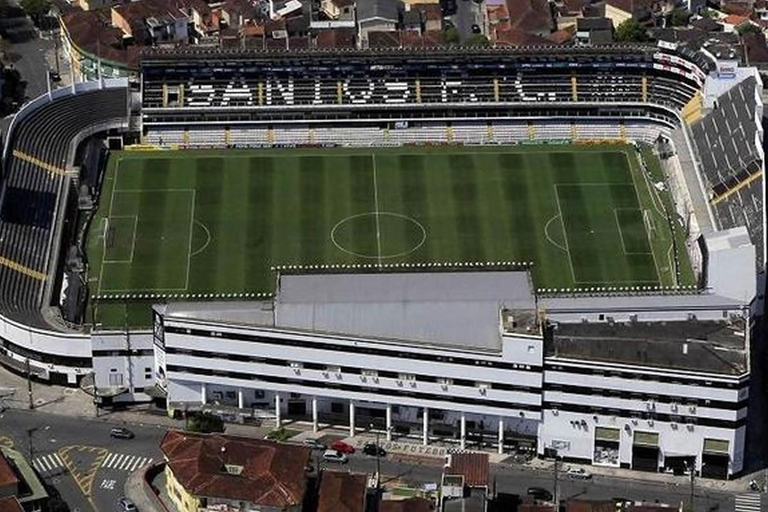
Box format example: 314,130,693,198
91,332,155,402
604,4,631,28
165,465,200,512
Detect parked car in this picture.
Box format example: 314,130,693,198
330,440,355,454
322,450,348,464
118,497,137,512
110,427,134,439
362,443,386,457
527,487,553,502
566,467,593,479
302,438,326,451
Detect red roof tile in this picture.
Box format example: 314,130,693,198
315,28,356,48
317,472,367,512
722,14,750,25
0,452,18,490
506,0,553,33
379,498,434,512
566,500,616,512
444,453,489,488
548,26,575,44
61,10,141,69
0,497,23,512
160,430,311,508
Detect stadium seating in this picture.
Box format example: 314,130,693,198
691,76,764,259
0,87,128,328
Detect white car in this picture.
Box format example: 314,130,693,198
322,450,348,464
566,467,592,479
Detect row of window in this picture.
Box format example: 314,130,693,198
544,402,746,430
165,347,539,393
544,383,747,412
163,325,540,372
166,364,543,414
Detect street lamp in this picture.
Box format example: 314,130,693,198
369,423,381,493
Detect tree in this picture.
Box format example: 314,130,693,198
186,412,224,433
737,22,762,36
444,27,460,45
670,9,691,27
19,0,50,24
464,34,490,47
615,18,646,42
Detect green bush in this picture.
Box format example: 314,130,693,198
186,412,225,433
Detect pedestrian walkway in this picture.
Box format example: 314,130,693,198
32,452,64,473
101,453,153,472
734,493,763,512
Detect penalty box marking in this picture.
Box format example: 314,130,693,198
100,189,196,293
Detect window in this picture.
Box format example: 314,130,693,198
331,402,344,414
108,373,123,386
254,390,265,399
398,373,416,381
361,370,378,378
326,365,342,374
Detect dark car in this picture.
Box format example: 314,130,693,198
110,427,134,439
49,70,61,83
527,487,553,502
362,443,386,457
471,24,481,33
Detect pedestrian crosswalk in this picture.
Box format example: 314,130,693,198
32,453,64,473
735,493,763,512
100,453,153,472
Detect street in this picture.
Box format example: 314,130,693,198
0,408,749,512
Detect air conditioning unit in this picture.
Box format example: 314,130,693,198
441,384,449,391
671,423,678,430
671,404,678,412
372,377,379,383
478,385,488,395
410,381,417,388
322,371,329,378
688,406,697,414
360,375,367,382
687,424,694,432
396,380,403,387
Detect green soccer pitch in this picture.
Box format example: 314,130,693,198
86,144,695,327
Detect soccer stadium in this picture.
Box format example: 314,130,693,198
0,42,763,477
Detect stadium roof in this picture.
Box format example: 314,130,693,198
547,317,747,375
160,271,537,352
274,271,536,351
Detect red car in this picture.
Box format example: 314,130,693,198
330,440,356,454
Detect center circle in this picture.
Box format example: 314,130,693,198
331,212,427,259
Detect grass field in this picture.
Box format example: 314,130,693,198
86,144,694,327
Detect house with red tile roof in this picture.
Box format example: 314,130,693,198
161,430,311,512
317,471,368,512
0,453,19,500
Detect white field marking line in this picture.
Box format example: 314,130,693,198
613,208,653,256
191,220,212,257
626,153,664,285
112,188,196,193
543,214,567,252
102,216,138,264
99,159,122,297
552,185,577,283
372,154,383,268
185,190,196,291
330,212,427,259
96,285,190,293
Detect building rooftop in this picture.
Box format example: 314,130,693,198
506,0,553,33
547,317,747,375
444,453,489,488
317,472,367,512
0,498,22,512
275,271,536,351
160,430,310,507
379,498,433,512
0,452,18,490
357,0,399,23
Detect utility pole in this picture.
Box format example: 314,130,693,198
25,358,33,410
553,450,560,510
688,459,696,511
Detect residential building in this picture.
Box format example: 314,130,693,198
575,17,613,44
321,0,354,20
161,431,311,512
0,449,48,512
441,453,489,512
317,472,369,512
0,498,23,512
380,499,434,512
604,0,652,28
357,0,401,45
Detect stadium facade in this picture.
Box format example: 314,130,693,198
0,42,763,478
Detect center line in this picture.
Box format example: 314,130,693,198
372,154,383,268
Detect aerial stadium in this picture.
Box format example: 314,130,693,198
0,42,763,477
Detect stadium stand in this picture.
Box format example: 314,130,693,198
0,84,129,329
691,76,764,262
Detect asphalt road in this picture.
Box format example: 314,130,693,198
0,409,745,512
0,409,166,512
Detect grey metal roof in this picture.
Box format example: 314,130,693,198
356,0,399,23
548,317,747,375
274,271,535,351
540,292,746,314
